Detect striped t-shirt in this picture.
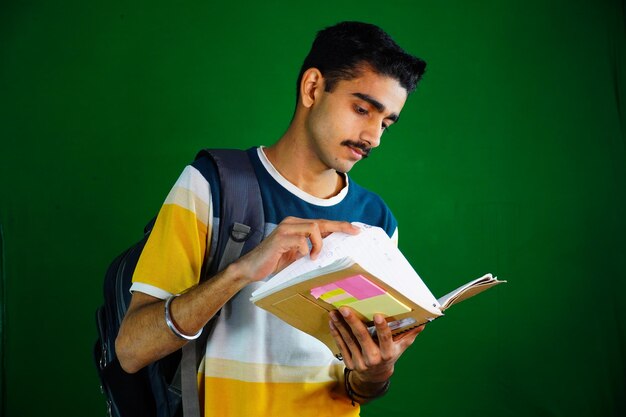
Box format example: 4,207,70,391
131,147,398,417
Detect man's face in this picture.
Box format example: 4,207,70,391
304,68,408,173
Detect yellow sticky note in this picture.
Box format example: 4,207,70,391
346,293,411,320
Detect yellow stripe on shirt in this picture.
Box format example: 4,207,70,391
201,376,358,417
133,203,209,295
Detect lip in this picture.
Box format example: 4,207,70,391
346,145,366,160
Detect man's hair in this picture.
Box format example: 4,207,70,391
296,21,427,98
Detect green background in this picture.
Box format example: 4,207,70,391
1,0,624,416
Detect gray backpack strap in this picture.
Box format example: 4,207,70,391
207,148,265,272
181,342,200,417
218,222,252,272
180,148,265,417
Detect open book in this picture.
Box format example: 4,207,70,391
250,223,505,354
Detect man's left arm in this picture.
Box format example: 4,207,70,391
329,306,425,404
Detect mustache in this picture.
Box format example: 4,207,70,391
341,140,371,158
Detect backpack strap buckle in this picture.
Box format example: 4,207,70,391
230,222,252,243
218,222,253,271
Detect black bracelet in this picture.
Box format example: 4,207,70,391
343,367,390,406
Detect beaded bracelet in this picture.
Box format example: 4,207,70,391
343,367,391,406
164,294,203,341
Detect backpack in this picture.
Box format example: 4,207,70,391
94,148,265,417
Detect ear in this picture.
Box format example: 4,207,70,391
299,68,324,108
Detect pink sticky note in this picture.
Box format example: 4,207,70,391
310,283,339,299
335,275,385,300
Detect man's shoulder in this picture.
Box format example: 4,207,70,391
189,150,220,182
190,147,257,177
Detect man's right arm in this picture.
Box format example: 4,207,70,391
115,260,249,374
115,217,360,373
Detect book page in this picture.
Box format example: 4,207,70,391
348,225,439,310
252,223,440,313
437,274,506,310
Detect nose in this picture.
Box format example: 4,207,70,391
359,119,383,148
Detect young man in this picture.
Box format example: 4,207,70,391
116,21,427,416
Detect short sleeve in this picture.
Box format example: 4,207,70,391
130,164,214,297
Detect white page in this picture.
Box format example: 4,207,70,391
345,225,440,311
252,223,441,315
436,274,505,309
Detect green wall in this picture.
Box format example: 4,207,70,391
1,0,624,416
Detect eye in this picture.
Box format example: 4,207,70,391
354,105,368,115
381,122,392,132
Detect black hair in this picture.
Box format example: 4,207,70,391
296,21,427,97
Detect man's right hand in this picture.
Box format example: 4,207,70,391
230,217,360,284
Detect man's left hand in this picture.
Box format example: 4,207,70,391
329,307,425,385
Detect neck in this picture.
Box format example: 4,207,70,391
264,128,345,199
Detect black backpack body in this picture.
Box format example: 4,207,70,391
94,149,265,417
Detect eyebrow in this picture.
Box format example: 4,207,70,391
352,93,400,123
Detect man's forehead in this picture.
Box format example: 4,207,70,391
341,74,407,114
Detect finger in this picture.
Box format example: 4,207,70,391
271,219,360,264
372,316,423,360
275,219,359,259
271,223,318,251
296,236,310,257
278,217,359,237
275,221,337,259
310,220,359,259
279,216,307,225
373,314,394,361
269,232,310,254
316,220,361,237
329,315,354,369
393,324,425,350
272,235,315,272
337,307,382,369
305,222,323,259
330,310,365,370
